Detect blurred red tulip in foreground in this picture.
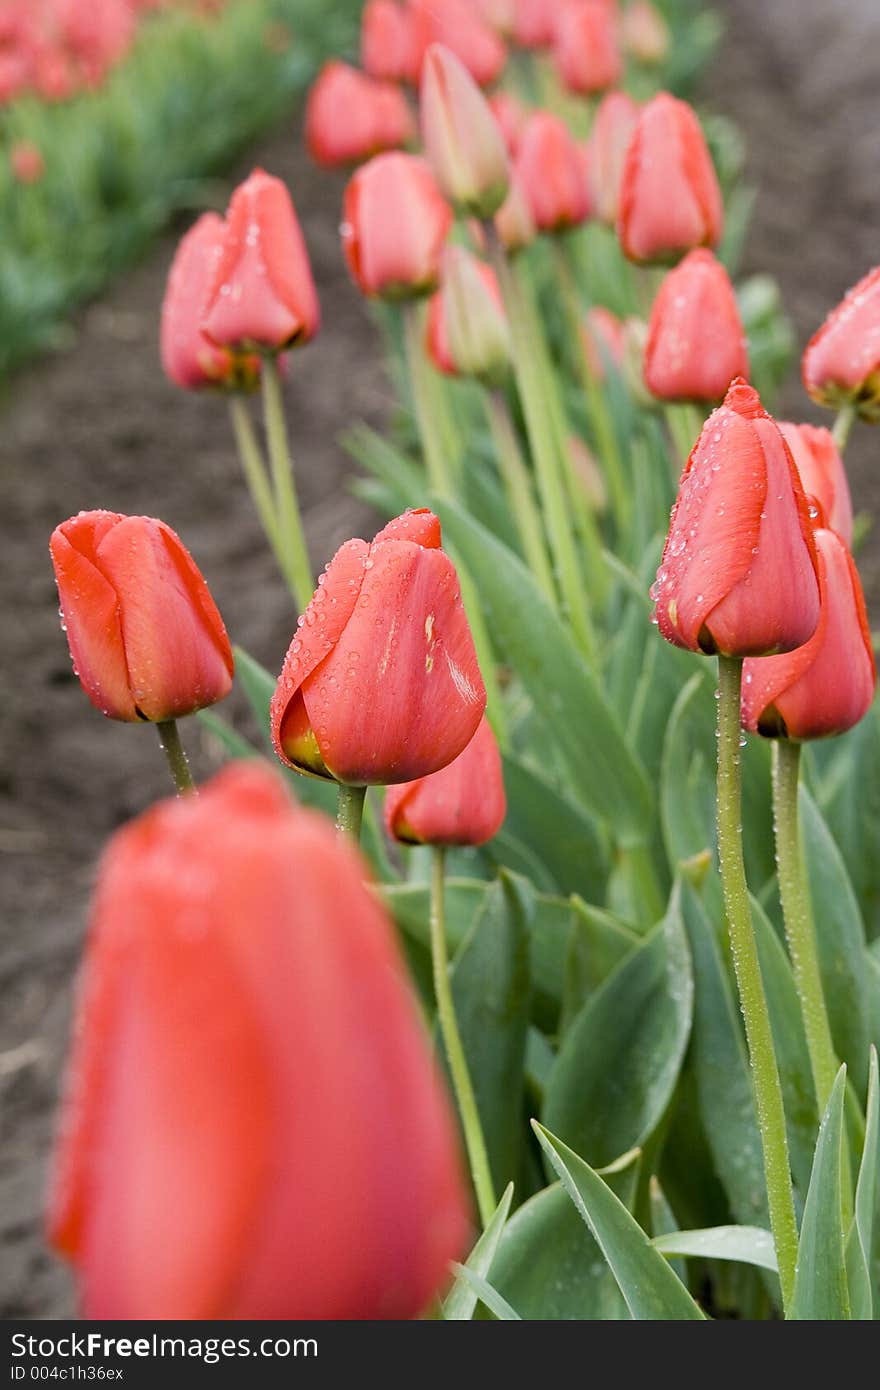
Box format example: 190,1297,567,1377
802,264,880,421
271,509,486,785
385,716,507,845
47,762,470,1319
644,249,748,403
50,510,233,723
778,422,853,548
342,152,453,299
306,60,414,168
420,43,510,218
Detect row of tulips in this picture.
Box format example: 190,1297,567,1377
46,0,879,1321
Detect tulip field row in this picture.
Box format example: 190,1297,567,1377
42,0,879,1326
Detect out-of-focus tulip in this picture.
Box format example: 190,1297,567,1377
512,0,556,48
568,436,608,513
622,0,670,65
50,511,234,723
802,265,880,421
621,314,655,407
342,152,453,299
489,90,529,156
48,761,469,1319
742,527,875,739
590,90,639,225
778,423,853,548
202,169,320,354
581,305,625,381
494,169,537,253
515,111,593,233
618,92,723,264
420,44,510,218
385,716,506,845
10,140,45,184
161,213,260,392
361,0,428,85
652,380,820,657
477,0,516,35
271,509,486,785
408,0,507,87
305,61,414,168
427,246,510,384
644,249,748,403
553,0,622,96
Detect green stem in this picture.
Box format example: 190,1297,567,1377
716,656,799,1314
156,720,196,796
484,389,557,603
430,846,496,1228
261,355,314,612
229,395,291,588
335,783,367,841
403,300,456,496
832,402,856,453
771,740,839,1109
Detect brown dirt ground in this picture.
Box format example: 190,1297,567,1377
2,1,879,1319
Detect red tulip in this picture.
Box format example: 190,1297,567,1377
622,0,670,65
590,90,640,225
644,249,748,403
618,92,723,264
305,61,414,168
581,305,625,381
489,90,529,156
652,380,820,657
9,139,44,184
553,0,622,96
408,0,507,87
477,0,516,34
161,213,259,392
420,43,510,218
802,265,880,421
342,153,453,299
426,246,510,383
515,111,593,233
271,509,486,785
385,716,506,846
742,527,875,739
50,511,233,723
778,423,853,548
47,762,469,1319
494,169,538,253
361,0,429,85
202,169,320,354
511,0,556,48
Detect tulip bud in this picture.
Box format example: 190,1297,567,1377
778,423,853,548
48,761,469,1319
161,213,259,392
553,0,622,96
305,61,414,168
516,111,593,233
494,169,538,253
742,527,875,740
590,90,640,225
385,716,506,846
202,169,320,354
50,511,234,723
511,0,556,48
10,139,45,184
802,265,880,421
342,153,453,301
361,0,429,85
420,44,510,218
271,509,487,785
620,314,656,408
622,0,670,65
409,0,507,87
427,246,511,384
652,380,821,657
581,305,625,382
618,92,723,264
644,249,749,403
489,90,529,156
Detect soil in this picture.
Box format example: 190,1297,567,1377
2,0,879,1319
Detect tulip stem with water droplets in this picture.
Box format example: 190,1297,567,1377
229,395,289,586
261,355,314,612
156,720,196,797
771,739,840,1109
335,783,367,841
832,402,856,454
430,846,496,1229
715,656,798,1314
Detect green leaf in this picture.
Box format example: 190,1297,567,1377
791,1066,851,1320
533,1124,706,1320
560,900,640,1036
807,701,880,940
443,1183,514,1321
448,1264,521,1319
544,885,692,1167
383,879,487,958
196,707,261,762
649,1177,686,1284
653,1226,778,1273
500,755,608,902
846,1046,878,1320
433,499,653,845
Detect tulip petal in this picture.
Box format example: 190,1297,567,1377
374,505,442,548
50,518,137,721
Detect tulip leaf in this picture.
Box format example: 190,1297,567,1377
499,755,608,902
383,878,488,958
807,703,880,941
433,500,653,845
543,884,692,1167
448,1265,521,1320
533,1124,706,1320
443,1183,514,1321
846,1046,878,1320
791,1066,851,1320
649,1177,687,1284
560,899,641,1036
652,1226,778,1274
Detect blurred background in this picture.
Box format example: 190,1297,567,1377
1,0,878,1317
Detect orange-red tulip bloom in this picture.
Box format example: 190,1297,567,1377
644,249,748,403
409,0,507,87
342,153,453,299
515,111,593,233
778,422,853,548
361,0,429,84
511,0,556,48
802,265,880,421
161,213,259,392
385,716,506,845
305,61,414,168
553,0,622,96
590,90,640,226
420,43,510,218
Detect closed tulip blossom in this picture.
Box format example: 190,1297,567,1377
778,423,853,548
409,0,507,88
161,213,259,392
420,44,510,219
644,249,749,403
202,169,320,354
10,139,45,184
426,246,510,384
48,762,469,1319
50,511,233,723
361,0,428,85
741,523,875,740
581,305,625,382
305,61,414,168
618,92,723,264
385,716,506,846
622,0,670,65
590,90,640,226
515,112,593,233
271,509,486,785
802,265,880,421
652,380,820,657
342,153,453,299
512,0,556,48
553,0,622,97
